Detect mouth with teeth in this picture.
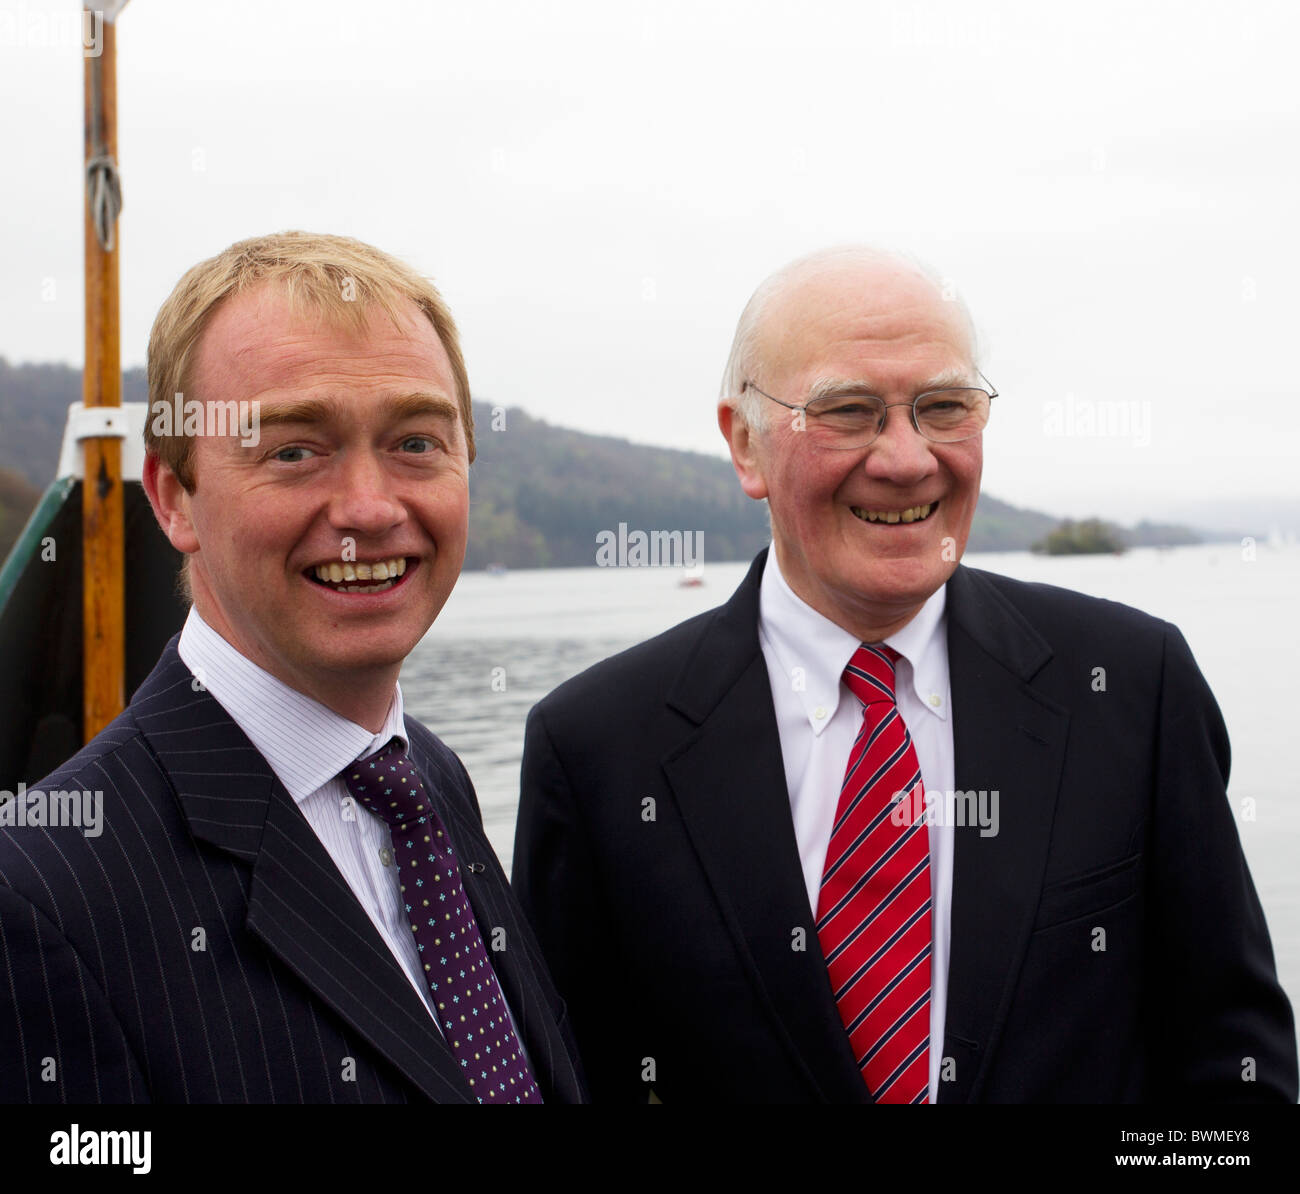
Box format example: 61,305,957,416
306,556,413,594
850,501,938,526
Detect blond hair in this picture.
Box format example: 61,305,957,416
146,230,475,491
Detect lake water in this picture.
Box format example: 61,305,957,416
404,542,1300,1020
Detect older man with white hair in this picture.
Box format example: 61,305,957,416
513,246,1297,1104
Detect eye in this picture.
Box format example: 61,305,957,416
399,435,440,454
918,392,980,419
812,396,882,420
272,445,316,463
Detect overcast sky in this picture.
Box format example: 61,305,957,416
3,0,1297,529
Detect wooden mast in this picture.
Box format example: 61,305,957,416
81,2,129,739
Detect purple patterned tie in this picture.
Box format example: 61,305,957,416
342,738,543,1103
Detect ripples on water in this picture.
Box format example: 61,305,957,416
405,562,748,857
403,545,1300,1014
400,633,630,844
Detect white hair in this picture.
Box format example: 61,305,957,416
719,245,982,431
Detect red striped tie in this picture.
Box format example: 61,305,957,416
816,644,932,1104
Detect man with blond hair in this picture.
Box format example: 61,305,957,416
0,231,584,1104
514,246,1297,1104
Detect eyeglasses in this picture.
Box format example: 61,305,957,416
742,373,996,449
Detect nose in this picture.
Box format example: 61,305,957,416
328,449,408,538
861,403,939,484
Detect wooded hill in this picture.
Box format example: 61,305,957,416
0,358,1193,568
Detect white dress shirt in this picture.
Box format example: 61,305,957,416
757,550,954,1103
178,608,443,1025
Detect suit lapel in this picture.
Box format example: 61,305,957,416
661,552,870,1102
133,643,476,1103
405,730,582,1104
652,554,1072,1104
940,566,1069,1103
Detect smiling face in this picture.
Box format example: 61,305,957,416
144,283,469,726
720,260,983,641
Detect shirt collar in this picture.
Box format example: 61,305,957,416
758,548,949,734
886,578,949,722
176,607,408,804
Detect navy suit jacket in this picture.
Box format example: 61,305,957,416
0,639,585,1103
514,551,1297,1103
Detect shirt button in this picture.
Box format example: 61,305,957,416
928,694,943,708
379,847,394,867
813,706,827,720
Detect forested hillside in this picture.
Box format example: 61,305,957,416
0,359,1191,569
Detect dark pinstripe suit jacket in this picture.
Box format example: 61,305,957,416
0,639,586,1103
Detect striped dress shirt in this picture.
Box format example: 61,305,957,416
178,608,443,1025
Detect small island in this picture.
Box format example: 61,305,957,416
1031,518,1127,556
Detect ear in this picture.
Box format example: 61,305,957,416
718,400,769,501
142,453,200,555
